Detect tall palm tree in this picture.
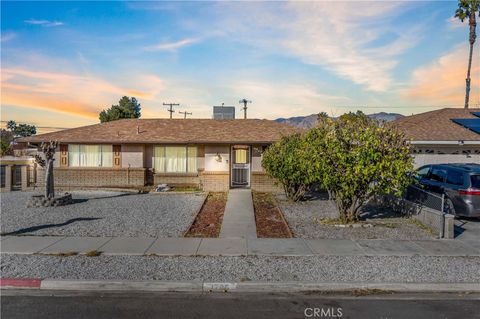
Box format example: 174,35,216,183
455,0,479,108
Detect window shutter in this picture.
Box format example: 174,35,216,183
60,144,68,167
113,145,121,168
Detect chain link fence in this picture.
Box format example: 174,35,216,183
404,184,445,213
378,184,453,238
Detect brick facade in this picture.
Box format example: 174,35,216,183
36,167,146,189
25,143,283,193
200,171,230,192
251,172,283,193
154,173,200,188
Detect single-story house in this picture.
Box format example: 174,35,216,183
17,119,300,192
393,108,480,167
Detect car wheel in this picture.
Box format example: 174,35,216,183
443,198,456,215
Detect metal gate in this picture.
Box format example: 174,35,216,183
231,145,250,187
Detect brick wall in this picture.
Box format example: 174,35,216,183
200,171,229,192
251,172,283,193
154,173,200,187
36,167,146,189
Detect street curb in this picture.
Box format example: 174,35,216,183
41,279,203,292
2,279,479,293
0,279,41,289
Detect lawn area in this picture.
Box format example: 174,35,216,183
0,191,205,237
277,194,436,240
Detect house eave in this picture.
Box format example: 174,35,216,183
23,140,275,145
410,140,480,145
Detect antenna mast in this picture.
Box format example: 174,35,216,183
239,99,252,119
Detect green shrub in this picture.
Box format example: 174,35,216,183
262,133,316,201
314,112,415,223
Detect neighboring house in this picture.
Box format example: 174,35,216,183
393,108,480,167
17,119,300,192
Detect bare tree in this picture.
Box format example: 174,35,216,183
34,141,58,199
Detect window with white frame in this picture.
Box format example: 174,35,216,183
68,144,113,167
153,146,197,173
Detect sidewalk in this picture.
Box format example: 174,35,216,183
1,235,479,257
219,189,257,239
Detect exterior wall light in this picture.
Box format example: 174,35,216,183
215,153,222,162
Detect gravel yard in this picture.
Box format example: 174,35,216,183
0,191,205,237
278,196,436,240
1,254,478,282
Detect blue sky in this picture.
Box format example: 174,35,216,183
1,1,479,130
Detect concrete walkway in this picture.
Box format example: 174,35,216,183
219,189,257,239
1,236,480,257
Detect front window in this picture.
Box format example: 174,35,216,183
68,144,112,167
154,146,197,173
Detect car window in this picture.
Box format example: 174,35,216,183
446,170,464,186
415,166,430,179
429,167,447,183
471,175,480,189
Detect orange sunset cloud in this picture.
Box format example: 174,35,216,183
405,46,480,106
1,67,160,119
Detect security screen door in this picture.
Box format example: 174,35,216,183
231,145,250,187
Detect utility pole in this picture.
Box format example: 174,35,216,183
239,99,252,119
179,110,192,119
163,102,179,119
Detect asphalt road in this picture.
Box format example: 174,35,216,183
2,290,479,319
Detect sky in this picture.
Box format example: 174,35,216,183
1,1,480,132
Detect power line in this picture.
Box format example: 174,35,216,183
163,102,179,119
333,104,480,109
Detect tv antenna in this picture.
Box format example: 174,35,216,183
239,99,252,119
179,110,192,119
163,102,179,119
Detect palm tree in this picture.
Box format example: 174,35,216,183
455,0,479,108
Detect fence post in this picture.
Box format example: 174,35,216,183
440,194,445,239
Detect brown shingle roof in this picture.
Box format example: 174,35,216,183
18,119,301,144
392,108,480,141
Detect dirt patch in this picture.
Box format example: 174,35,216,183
185,192,227,238
253,192,292,238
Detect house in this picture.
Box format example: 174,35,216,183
17,119,300,192
393,108,480,167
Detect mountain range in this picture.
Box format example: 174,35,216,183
275,112,405,129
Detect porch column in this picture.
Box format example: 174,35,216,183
5,165,13,192
21,165,28,191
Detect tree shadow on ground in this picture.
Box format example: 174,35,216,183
65,192,145,205
0,217,102,236
302,191,330,201
360,204,404,220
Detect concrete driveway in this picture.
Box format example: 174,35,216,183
455,217,480,251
